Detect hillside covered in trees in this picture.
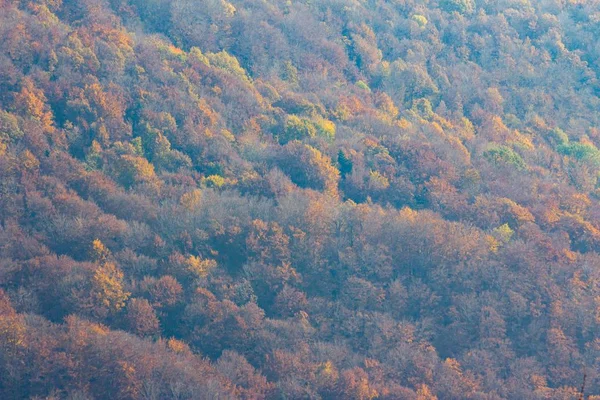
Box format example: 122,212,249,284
2,0,600,398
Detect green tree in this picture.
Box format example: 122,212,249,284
280,115,317,144
483,145,526,170
440,0,475,14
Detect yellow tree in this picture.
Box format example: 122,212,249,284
91,262,130,317
14,78,54,131
90,239,111,263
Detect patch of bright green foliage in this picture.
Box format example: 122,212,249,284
440,0,475,14
207,51,250,82
280,115,335,143
557,142,600,165
356,80,371,92
484,145,526,170
548,127,569,146
411,98,434,119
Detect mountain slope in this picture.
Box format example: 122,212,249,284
2,0,600,398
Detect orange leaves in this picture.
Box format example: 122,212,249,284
416,384,438,400
166,337,190,354
333,96,366,121
186,255,217,278
64,81,129,145
481,115,534,150
424,177,468,216
141,275,183,309
90,238,111,263
89,23,133,52
0,314,27,351
0,290,25,352
338,367,379,400
20,149,40,172
80,82,125,121
278,141,340,196
247,219,290,265
91,262,130,314
196,98,219,127
0,290,15,317
180,188,203,211
471,196,535,229
5,0,600,397
86,240,129,317
374,92,399,121
14,79,53,131
113,154,159,189
124,298,159,336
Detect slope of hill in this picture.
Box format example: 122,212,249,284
2,0,600,398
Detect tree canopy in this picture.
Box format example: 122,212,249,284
2,0,600,398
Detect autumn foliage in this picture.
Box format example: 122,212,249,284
2,0,600,398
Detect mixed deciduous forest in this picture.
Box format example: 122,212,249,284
2,0,600,398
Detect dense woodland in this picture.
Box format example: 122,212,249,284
2,0,600,398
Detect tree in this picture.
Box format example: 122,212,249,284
14,78,54,131
124,298,160,336
277,141,340,196
0,290,15,317
246,219,290,265
90,262,130,317
142,275,183,309
280,115,317,144
483,145,527,170
112,154,159,188
440,0,475,14
337,368,378,400
216,351,273,399
273,284,308,317
90,239,111,263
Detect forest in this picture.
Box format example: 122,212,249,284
1,0,600,398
